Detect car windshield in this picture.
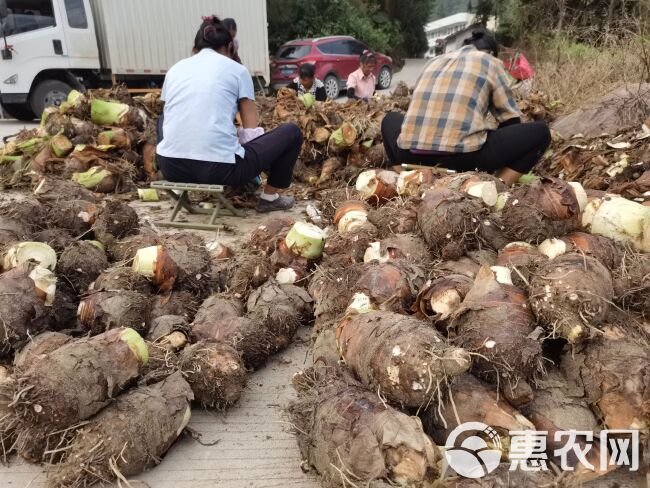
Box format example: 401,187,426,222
276,44,310,60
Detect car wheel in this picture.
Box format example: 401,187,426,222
324,74,340,99
1,102,36,121
377,66,392,90
30,79,73,118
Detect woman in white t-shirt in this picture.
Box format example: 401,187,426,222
156,16,302,212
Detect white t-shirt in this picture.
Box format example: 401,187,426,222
157,49,255,164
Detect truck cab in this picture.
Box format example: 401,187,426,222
0,0,99,120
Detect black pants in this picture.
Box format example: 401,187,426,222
156,123,303,189
381,112,551,174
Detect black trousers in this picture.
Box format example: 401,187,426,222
381,112,551,174
156,123,303,189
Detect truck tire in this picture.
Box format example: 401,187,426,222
377,66,392,90
30,79,73,118
1,103,36,121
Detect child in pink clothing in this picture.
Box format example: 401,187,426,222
347,51,377,100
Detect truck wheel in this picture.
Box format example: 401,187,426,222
1,103,36,121
30,80,72,118
324,74,340,99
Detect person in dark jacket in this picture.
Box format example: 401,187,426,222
286,63,327,101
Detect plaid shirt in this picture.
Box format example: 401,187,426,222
398,46,521,153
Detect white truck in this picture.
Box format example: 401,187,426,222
0,0,270,120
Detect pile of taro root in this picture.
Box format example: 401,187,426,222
0,83,648,488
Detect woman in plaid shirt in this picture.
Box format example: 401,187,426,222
381,29,550,186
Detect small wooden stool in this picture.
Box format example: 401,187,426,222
150,181,245,231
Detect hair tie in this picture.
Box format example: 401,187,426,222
201,15,214,23
203,24,216,40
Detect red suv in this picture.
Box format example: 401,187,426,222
270,36,393,99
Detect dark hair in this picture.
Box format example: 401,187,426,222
222,18,237,33
360,50,377,64
299,63,315,79
463,28,499,57
194,15,233,53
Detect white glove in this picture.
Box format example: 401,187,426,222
238,127,265,144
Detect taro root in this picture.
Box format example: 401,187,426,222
0,366,16,463
336,311,470,408
353,262,425,313
308,264,362,331
451,266,542,390
582,194,650,252
435,172,505,207
148,315,190,351
92,266,151,293
2,241,57,271
108,233,162,262
368,197,419,237
0,216,29,247
0,192,48,230
363,233,430,264
13,332,72,370
355,169,398,204
33,176,98,203
92,199,139,245
538,231,622,268
30,228,75,254
612,250,650,316
0,266,52,356
332,200,370,234
285,221,326,260
192,283,311,369
248,217,295,254
496,241,547,288
323,224,378,266
561,328,649,433
8,328,147,438
289,363,440,487
49,373,192,488
89,98,146,128
417,189,485,260
56,241,108,293
529,253,614,343
77,290,151,336
421,373,534,449
96,128,132,149
151,290,199,321
210,252,273,296
46,199,97,236
500,177,582,243
132,235,211,296
178,341,247,409
50,281,79,331
413,274,474,322
396,168,435,197
522,368,613,481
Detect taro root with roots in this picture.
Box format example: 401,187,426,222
561,328,649,433
7,328,147,438
413,274,474,322
92,199,139,245
363,233,430,265
435,172,505,207
33,176,98,203
496,241,547,288
151,290,199,321
13,332,72,370
248,217,295,254
148,315,190,351
44,199,97,237
178,341,247,409
289,363,440,487
30,228,75,254
210,252,273,296
308,264,362,331
77,290,151,335
0,266,52,356
56,241,108,293
420,373,534,450
49,373,192,488
92,266,151,294
322,225,379,266
538,231,622,268
529,253,614,343
451,266,542,393
108,233,162,262
417,189,486,260
353,261,426,313
336,311,471,408
500,177,583,243
368,197,419,237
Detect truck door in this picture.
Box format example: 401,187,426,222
56,0,98,68
0,0,70,115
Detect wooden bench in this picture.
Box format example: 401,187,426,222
150,181,245,231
